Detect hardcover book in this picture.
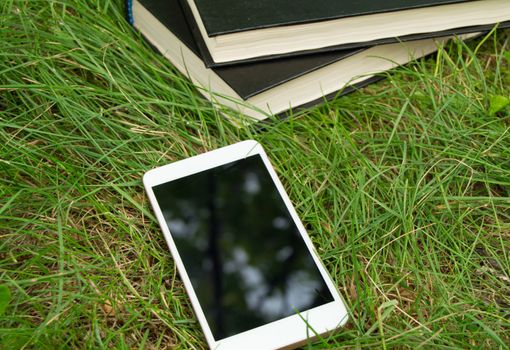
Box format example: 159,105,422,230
132,0,458,121
181,0,510,64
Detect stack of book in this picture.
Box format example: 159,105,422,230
131,0,510,121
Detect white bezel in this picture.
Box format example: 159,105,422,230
143,140,348,349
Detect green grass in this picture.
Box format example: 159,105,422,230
1,1,510,349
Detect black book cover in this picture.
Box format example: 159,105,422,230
138,0,364,99
191,0,470,36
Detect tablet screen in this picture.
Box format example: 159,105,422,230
153,154,334,340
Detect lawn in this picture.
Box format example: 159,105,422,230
1,1,509,349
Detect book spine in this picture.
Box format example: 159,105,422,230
126,0,134,25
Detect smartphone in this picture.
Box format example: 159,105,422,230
143,140,348,349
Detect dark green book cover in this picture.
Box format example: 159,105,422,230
192,0,471,36
177,0,508,67
137,0,364,99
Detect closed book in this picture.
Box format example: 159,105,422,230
132,0,456,121
181,0,510,64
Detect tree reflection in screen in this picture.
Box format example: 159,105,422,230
153,155,333,340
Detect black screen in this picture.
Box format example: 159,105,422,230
153,154,334,340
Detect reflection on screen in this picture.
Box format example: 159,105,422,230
153,154,334,340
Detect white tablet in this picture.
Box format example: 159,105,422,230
143,140,348,349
